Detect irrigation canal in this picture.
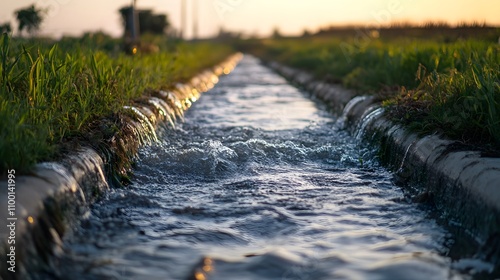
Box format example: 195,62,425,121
51,56,494,279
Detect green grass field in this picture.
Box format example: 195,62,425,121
246,34,500,150
0,34,233,173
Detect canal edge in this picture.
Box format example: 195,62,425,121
266,59,500,262
0,53,244,279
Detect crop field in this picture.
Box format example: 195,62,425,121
0,34,233,173
247,31,500,151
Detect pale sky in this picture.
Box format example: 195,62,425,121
1,0,498,38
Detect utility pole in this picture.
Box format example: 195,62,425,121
130,0,139,42
192,0,198,40
181,0,186,39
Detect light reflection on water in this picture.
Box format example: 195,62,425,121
55,56,489,279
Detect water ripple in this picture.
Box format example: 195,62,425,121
54,56,489,280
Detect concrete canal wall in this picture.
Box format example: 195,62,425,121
0,53,243,280
267,61,500,263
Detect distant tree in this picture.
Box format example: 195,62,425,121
14,4,46,37
138,10,169,34
272,27,283,39
119,6,171,36
215,26,241,40
0,22,11,34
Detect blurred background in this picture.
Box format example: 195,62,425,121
1,0,499,40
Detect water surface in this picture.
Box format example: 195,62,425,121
57,56,488,280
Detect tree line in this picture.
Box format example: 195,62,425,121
1,3,171,38
1,4,46,37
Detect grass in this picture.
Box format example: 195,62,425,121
245,35,500,149
0,34,234,174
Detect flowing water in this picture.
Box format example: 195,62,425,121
55,56,493,279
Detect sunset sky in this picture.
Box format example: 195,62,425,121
1,0,499,38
